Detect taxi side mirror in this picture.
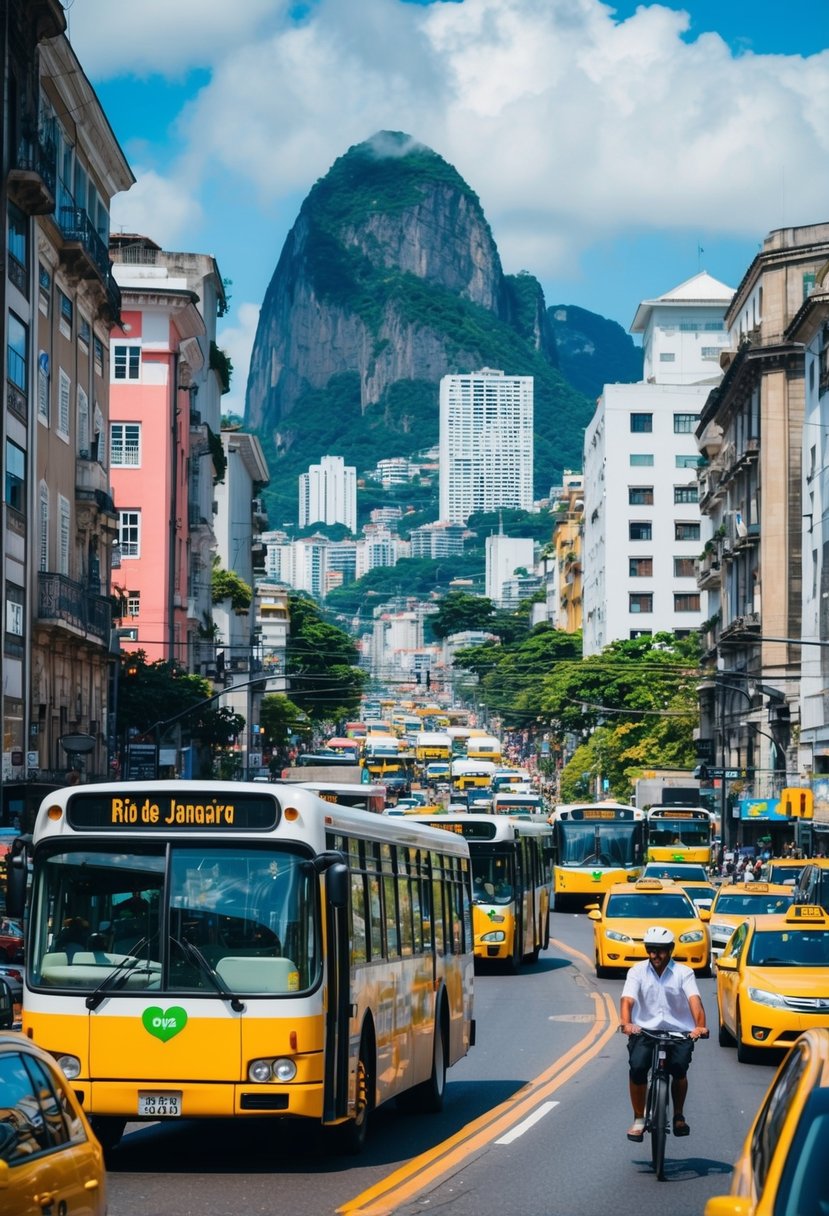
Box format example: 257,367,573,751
705,1197,752,1216
715,955,737,972
587,909,602,921
698,908,711,922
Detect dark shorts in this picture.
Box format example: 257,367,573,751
628,1034,694,1084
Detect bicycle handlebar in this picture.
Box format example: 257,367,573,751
626,1027,709,1040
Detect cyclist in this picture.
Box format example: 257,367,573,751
619,925,707,1142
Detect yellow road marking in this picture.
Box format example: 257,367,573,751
339,990,617,1215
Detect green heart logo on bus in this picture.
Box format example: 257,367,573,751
142,1006,188,1042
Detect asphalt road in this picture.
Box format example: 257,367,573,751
105,910,778,1216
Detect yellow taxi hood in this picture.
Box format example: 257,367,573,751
743,965,829,997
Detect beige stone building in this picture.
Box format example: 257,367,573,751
696,224,829,834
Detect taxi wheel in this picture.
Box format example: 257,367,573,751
595,951,612,979
735,1007,758,1064
718,1016,734,1047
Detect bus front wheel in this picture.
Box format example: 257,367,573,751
334,1032,374,1155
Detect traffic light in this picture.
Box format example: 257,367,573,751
781,787,814,819
125,660,138,678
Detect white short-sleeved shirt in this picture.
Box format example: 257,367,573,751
621,958,701,1032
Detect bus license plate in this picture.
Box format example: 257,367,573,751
138,1092,181,1117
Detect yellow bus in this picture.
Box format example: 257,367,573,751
466,735,502,764
450,758,497,792
407,814,554,971
551,802,646,910
645,806,715,866
5,781,475,1153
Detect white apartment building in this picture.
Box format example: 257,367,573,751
409,522,466,559
439,369,533,523
582,273,734,655
356,528,400,578
298,455,357,533
485,534,535,605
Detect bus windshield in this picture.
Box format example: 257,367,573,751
30,844,320,996
558,821,640,868
470,848,514,905
647,819,710,849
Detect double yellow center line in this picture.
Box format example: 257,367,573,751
341,984,617,1215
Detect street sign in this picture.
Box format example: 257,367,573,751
708,768,743,779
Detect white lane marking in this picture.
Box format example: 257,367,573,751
495,1101,560,1145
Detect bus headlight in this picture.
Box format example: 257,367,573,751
679,930,704,943
605,930,632,944
56,1054,81,1079
248,1057,298,1083
272,1058,297,1082
481,930,506,943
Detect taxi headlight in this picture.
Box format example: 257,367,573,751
710,923,734,939
249,1059,273,1083
273,1058,297,1082
481,930,506,943
679,930,704,944
56,1054,81,1080
606,930,633,944
747,987,787,1008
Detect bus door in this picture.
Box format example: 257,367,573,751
322,860,351,1123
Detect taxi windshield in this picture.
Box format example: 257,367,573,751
29,843,320,995
747,930,829,967
606,893,697,919
714,893,792,915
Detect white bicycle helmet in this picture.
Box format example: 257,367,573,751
643,925,675,947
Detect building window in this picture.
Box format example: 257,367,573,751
37,359,49,424
676,454,701,469
78,316,91,348
659,352,676,362
674,485,699,504
5,440,25,512
39,263,51,315
674,593,701,612
629,593,653,614
39,482,49,571
630,413,653,433
630,453,654,467
674,556,696,578
77,388,90,457
5,584,24,641
674,522,700,541
58,495,70,575
57,369,70,438
110,423,141,466
673,414,697,433
629,521,652,541
7,312,27,391
630,629,652,639
803,272,817,301
119,510,141,557
126,591,141,617
58,289,73,339
112,344,141,380
629,557,653,577
94,337,104,376
629,487,654,506
8,204,28,275
701,346,721,359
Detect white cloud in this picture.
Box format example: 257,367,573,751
109,169,201,248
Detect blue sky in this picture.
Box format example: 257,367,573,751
65,0,829,416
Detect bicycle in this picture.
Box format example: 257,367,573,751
637,1027,708,1180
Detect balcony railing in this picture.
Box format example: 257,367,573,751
7,131,57,215
37,572,111,645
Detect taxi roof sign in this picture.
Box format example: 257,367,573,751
635,878,665,890
786,905,828,924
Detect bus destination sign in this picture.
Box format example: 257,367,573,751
66,792,280,832
421,819,497,840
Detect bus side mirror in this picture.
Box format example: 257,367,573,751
5,836,30,920
326,862,349,910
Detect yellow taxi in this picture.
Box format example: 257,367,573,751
0,1033,106,1214
715,904,829,1063
587,878,710,977
708,882,794,967
704,1028,829,1216
763,857,809,887
641,861,716,911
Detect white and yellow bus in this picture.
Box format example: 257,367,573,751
5,781,475,1153
407,814,554,971
551,802,646,910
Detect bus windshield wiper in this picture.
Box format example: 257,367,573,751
85,935,153,1010
176,936,245,1013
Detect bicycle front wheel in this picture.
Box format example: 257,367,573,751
650,1073,669,1180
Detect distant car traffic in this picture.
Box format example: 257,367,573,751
715,903,829,1061
0,917,23,962
704,1028,829,1215
707,881,794,967
0,963,23,1004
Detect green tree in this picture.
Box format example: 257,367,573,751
211,558,252,614
431,592,496,640
260,694,313,763
287,594,367,722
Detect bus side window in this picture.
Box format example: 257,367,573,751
350,872,368,965
430,868,444,956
